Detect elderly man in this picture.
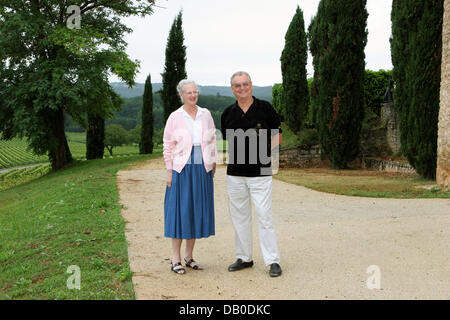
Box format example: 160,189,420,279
220,71,282,277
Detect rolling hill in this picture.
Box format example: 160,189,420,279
110,82,273,101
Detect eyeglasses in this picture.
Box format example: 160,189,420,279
232,82,250,89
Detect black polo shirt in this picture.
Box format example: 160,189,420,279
221,96,282,177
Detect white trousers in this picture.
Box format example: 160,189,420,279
226,175,280,266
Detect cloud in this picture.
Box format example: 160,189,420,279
109,0,393,86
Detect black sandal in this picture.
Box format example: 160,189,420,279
184,258,203,270
171,261,185,274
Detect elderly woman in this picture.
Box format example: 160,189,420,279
163,79,217,274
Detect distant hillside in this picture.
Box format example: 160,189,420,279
110,82,159,98
110,82,273,102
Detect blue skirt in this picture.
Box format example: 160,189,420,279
164,146,215,239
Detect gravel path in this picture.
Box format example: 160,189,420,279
117,157,450,300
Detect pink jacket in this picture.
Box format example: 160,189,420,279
163,106,217,173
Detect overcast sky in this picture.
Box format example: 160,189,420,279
109,0,393,86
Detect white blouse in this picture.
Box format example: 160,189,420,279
181,106,203,145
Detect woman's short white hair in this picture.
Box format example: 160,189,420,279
177,79,198,95
230,71,252,85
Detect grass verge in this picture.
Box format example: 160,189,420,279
0,153,160,299
275,167,450,198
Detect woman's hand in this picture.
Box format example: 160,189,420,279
166,170,173,187
212,163,216,178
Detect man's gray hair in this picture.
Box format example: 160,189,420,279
230,71,252,85
177,79,198,95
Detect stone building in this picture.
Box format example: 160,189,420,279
437,0,450,187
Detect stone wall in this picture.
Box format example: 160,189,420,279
278,144,416,174
279,145,322,168
359,101,401,158
381,101,401,155
362,157,416,174
437,0,450,187
360,127,390,157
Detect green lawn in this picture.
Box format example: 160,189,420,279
0,153,161,299
66,132,156,159
275,167,450,198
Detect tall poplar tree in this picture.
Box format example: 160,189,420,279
309,0,368,169
161,11,187,122
280,6,309,133
390,0,443,179
140,74,154,154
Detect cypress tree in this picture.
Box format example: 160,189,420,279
391,0,443,179
280,6,309,133
140,74,154,154
309,0,368,169
308,1,326,131
161,11,187,122
390,0,416,164
271,84,285,121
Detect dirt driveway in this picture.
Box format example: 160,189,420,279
117,157,450,300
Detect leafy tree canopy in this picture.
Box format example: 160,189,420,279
0,0,156,170
104,123,129,156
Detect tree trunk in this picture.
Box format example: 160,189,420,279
86,113,105,159
49,107,73,171
105,145,113,156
